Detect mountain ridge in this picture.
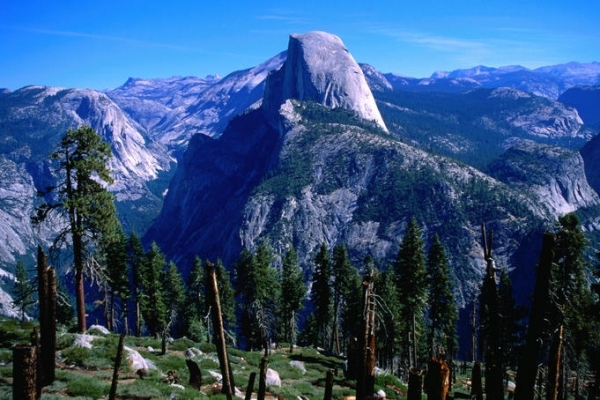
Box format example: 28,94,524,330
1,31,600,319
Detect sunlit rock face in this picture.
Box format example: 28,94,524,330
264,31,387,132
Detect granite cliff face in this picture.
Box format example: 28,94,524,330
2,30,600,318
264,31,387,132
490,141,600,215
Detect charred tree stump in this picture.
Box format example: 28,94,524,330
108,334,125,400
356,270,376,400
244,371,256,400
324,369,334,400
407,367,423,400
186,359,203,390
514,233,556,400
36,247,56,387
471,361,483,400
426,357,450,400
13,344,37,400
206,261,235,399
30,328,41,399
547,324,563,400
258,356,268,400
44,267,56,386
36,246,48,387
480,223,504,400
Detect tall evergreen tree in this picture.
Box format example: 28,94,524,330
162,261,186,337
331,243,357,354
140,242,167,337
426,234,457,358
280,245,306,352
375,264,401,372
394,216,428,367
184,256,206,341
311,243,333,351
234,243,279,350
12,261,35,322
552,213,594,396
102,227,129,332
33,125,119,332
497,269,526,373
127,231,145,337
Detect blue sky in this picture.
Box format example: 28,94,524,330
2,0,598,91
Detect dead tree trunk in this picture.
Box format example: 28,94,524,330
471,361,483,400
206,261,235,399
481,223,504,400
135,300,141,337
324,369,334,400
36,247,56,387
186,359,202,390
109,334,125,400
356,270,376,400
36,246,48,386
426,357,450,400
258,356,268,400
514,233,556,400
244,371,256,400
407,367,423,400
13,344,37,400
547,324,563,400
44,267,57,386
30,328,41,399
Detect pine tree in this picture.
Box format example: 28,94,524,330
497,269,526,372
32,126,119,333
394,216,428,367
311,243,333,351
184,256,206,341
426,234,457,358
375,264,401,372
162,261,186,337
12,261,35,322
234,243,279,350
280,245,306,352
214,259,236,334
331,243,357,354
552,213,594,396
127,231,145,337
140,242,167,337
102,227,129,332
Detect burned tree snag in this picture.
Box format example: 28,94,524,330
407,367,423,400
547,324,563,400
45,266,56,385
324,369,334,400
109,334,125,400
471,361,483,400
206,261,235,399
355,270,376,400
13,344,37,400
514,233,556,400
36,246,56,387
257,356,269,400
480,223,504,400
186,359,203,390
244,371,256,400
426,357,451,400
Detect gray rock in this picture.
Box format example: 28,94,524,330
264,31,387,132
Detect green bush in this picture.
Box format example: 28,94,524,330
169,337,197,351
66,375,109,398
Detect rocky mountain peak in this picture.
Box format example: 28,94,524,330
264,31,387,132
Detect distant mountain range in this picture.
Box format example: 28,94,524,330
1,31,599,318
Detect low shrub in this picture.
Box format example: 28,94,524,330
66,375,109,398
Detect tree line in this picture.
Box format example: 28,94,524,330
14,126,600,398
